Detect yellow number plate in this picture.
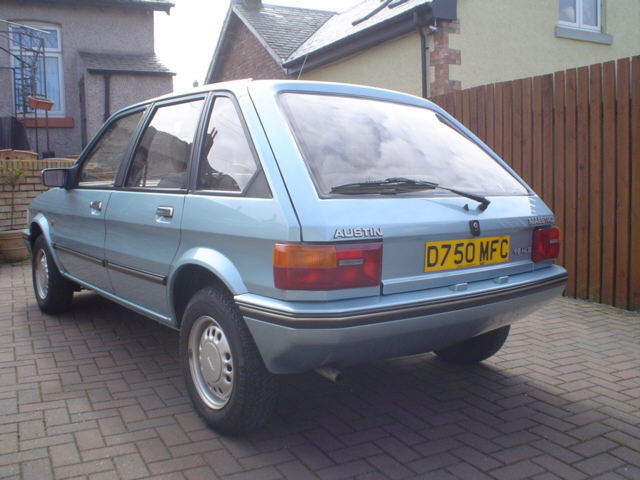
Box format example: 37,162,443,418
424,236,510,272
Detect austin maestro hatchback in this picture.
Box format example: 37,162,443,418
25,80,567,434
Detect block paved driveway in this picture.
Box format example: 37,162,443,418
1,261,639,480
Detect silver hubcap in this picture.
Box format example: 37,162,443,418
35,249,49,300
188,316,234,409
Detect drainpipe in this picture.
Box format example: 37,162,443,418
103,73,111,122
413,11,428,99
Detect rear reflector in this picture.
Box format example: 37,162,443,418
273,243,382,290
531,226,560,262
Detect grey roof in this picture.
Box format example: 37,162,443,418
21,0,173,12
79,51,174,75
287,0,432,63
233,3,334,61
206,0,454,82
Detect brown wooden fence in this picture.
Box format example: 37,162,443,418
430,56,639,311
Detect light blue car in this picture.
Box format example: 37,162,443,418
25,80,567,434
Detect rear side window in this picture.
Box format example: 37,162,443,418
280,93,528,197
197,96,257,192
125,98,205,189
78,111,143,187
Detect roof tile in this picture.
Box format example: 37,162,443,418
288,0,433,62
233,3,333,61
79,51,174,75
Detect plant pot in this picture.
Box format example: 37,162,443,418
0,229,29,262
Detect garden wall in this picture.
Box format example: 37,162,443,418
0,150,74,232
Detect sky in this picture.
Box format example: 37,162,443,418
155,0,362,91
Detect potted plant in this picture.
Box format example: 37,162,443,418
0,164,29,262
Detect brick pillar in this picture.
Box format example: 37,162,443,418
429,20,461,96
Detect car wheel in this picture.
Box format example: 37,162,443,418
434,325,510,365
32,236,74,314
179,287,278,435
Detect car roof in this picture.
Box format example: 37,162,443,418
114,79,439,118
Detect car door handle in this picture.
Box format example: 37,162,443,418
156,206,174,218
90,201,102,211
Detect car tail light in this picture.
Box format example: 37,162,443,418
273,243,382,290
531,226,560,262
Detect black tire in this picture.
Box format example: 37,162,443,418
179,287,278,435
434,325,510,365
31,236,74,314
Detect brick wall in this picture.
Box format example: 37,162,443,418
0,156,74,232
212,16,290,82
430,20,461,96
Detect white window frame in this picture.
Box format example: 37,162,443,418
9,22,65,117
558,0,601,32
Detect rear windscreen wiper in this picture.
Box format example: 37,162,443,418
330,177,490,211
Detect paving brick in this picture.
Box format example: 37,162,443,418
113,453,150,480
492,444,542,464
21,457,53,479
290,444,335,470
137,438,172,463
366,454,414,479
328,443,383,464
184,465,218,480
374,437,421,463
0,432,18,454
203,449,244,476
451,445,503,471
276,460,318,480
574,453,626,476
490,459,546,480
169,438,223,458
2,263,640,480
532,454,588,480
407,452,459,474
148,454,206,476
446,462,493,480
81,443,138,462
571,437,618,457
75,429,106,450
156,424,190,447
54,459,114,479
317,460,373,480
50,443,81,467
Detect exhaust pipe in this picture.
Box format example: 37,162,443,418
315,366,342,382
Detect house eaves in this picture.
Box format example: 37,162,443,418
15,0,173,13
283,0,456,75
79,51,175,75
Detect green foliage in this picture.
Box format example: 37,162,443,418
0,164,27,230
0,165,26,188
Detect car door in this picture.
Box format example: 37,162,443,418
104,95,207,317
49,109,145,292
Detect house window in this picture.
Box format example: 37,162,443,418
558,0,600,31
9,23,64,116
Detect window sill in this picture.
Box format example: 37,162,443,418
555,26,613,45
18,117,75,128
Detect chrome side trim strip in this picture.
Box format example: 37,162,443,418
106,261,167,285
237,273,568,329
52,244,166,285
53,244,104,266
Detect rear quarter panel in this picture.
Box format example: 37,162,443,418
171,86,301,303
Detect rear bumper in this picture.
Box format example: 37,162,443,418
237,265,567,374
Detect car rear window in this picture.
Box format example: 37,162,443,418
280,93,528,197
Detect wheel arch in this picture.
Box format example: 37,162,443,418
169,249,248,326
28,214,65,270
29,214,51,246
